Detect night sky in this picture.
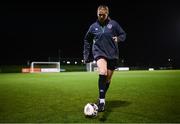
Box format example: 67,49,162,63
0,1,180,67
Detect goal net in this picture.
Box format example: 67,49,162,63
30,62,60,73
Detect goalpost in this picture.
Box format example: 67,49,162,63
30,62,60,73
86,61,98,72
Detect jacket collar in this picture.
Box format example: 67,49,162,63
97,17,111,26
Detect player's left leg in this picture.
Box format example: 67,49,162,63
104,59,117,96
104,69,114,95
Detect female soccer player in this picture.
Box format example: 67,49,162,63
83,5,126,112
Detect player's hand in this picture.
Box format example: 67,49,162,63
112,36,119,42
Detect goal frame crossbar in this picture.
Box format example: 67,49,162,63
30,61,60,73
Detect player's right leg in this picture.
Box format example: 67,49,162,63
96,58,107,112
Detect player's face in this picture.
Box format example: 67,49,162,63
97,9,108,23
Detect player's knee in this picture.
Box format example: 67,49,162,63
99,69,107,76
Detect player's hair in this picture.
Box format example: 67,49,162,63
97,5,109,15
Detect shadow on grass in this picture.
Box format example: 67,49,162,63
98,100,131,122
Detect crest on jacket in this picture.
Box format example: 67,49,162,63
107,24,112,29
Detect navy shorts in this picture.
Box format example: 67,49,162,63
95,56,118,71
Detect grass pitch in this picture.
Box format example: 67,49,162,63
0,70,180,123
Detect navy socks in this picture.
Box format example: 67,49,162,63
98,75,107,99
105,81,110,94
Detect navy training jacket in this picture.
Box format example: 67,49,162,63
83,19,126,63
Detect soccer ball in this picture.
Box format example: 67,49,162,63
84,103,98,117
